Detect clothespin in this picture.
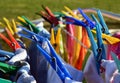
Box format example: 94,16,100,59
36,5,59,27
91,30,120,44
20,16,40,33
78,8,95,29
3,17,14,35
0,28,21,51
111,52,120,73
50,28,61,53
18,27,72,82
0,61,20,74
97,10,110,34
91,14,106,74
0,78,15,83
0,49,14,61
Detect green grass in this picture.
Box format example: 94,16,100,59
0,0,120,20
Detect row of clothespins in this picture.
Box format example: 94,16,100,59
0,5,120,83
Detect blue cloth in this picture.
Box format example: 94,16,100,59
28,42,48,83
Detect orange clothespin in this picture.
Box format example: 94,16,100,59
0,28,21,51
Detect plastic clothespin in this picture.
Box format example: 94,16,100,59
111,52,120,73
0,49,14,61
78,8,95,29
21,16,40,34
18,27,72,82
36,5,59,27
97,10,110,34
91,30,120,44
0,28,21,51
0,78,16,83
3,17,14,35
0,61,20,74
50,28,61,53
91,14,106,74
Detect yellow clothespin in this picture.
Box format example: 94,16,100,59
92,30,120,44
3,17,14,35
12,19,17,33
50,28,61,54
17,16,26,23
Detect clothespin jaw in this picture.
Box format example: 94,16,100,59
111,52,120,73
97,10,109,34
20,16,40,34
0,28,21,51
78,8,95,29
37,6,59,27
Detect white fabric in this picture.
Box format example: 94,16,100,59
65,77,82,83
101,59,117,83
8,48,27,65
84,52,104,83
17,72,36,83
111,70,120,83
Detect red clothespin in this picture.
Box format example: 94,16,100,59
0,28,21,51
37,5,59,27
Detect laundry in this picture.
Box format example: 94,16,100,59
0,6,119,83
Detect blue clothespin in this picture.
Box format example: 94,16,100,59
91,14,106,74
18,27,72,82
0,49,14,61
78,8,95,29
111,52,120,73
97,10,110,34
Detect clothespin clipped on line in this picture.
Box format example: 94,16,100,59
1,17,20,39
18,16,40,34
0,61,20,74
0,78,15,83
97,10,110,34
18,27,72,82
36,5,59,27
111,52,120,73
50,28,61,54
0,49,14,62
0,28,21,51
91,30,120,44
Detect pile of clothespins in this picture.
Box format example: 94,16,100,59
0,6,120,83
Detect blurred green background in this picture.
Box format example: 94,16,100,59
0,0,120,29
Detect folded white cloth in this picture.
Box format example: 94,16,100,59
8,48,27,65
84,52,104,83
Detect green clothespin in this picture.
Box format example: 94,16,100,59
0,78,15,83
111,52,120,73
0,62,20,74
21,16,40,33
